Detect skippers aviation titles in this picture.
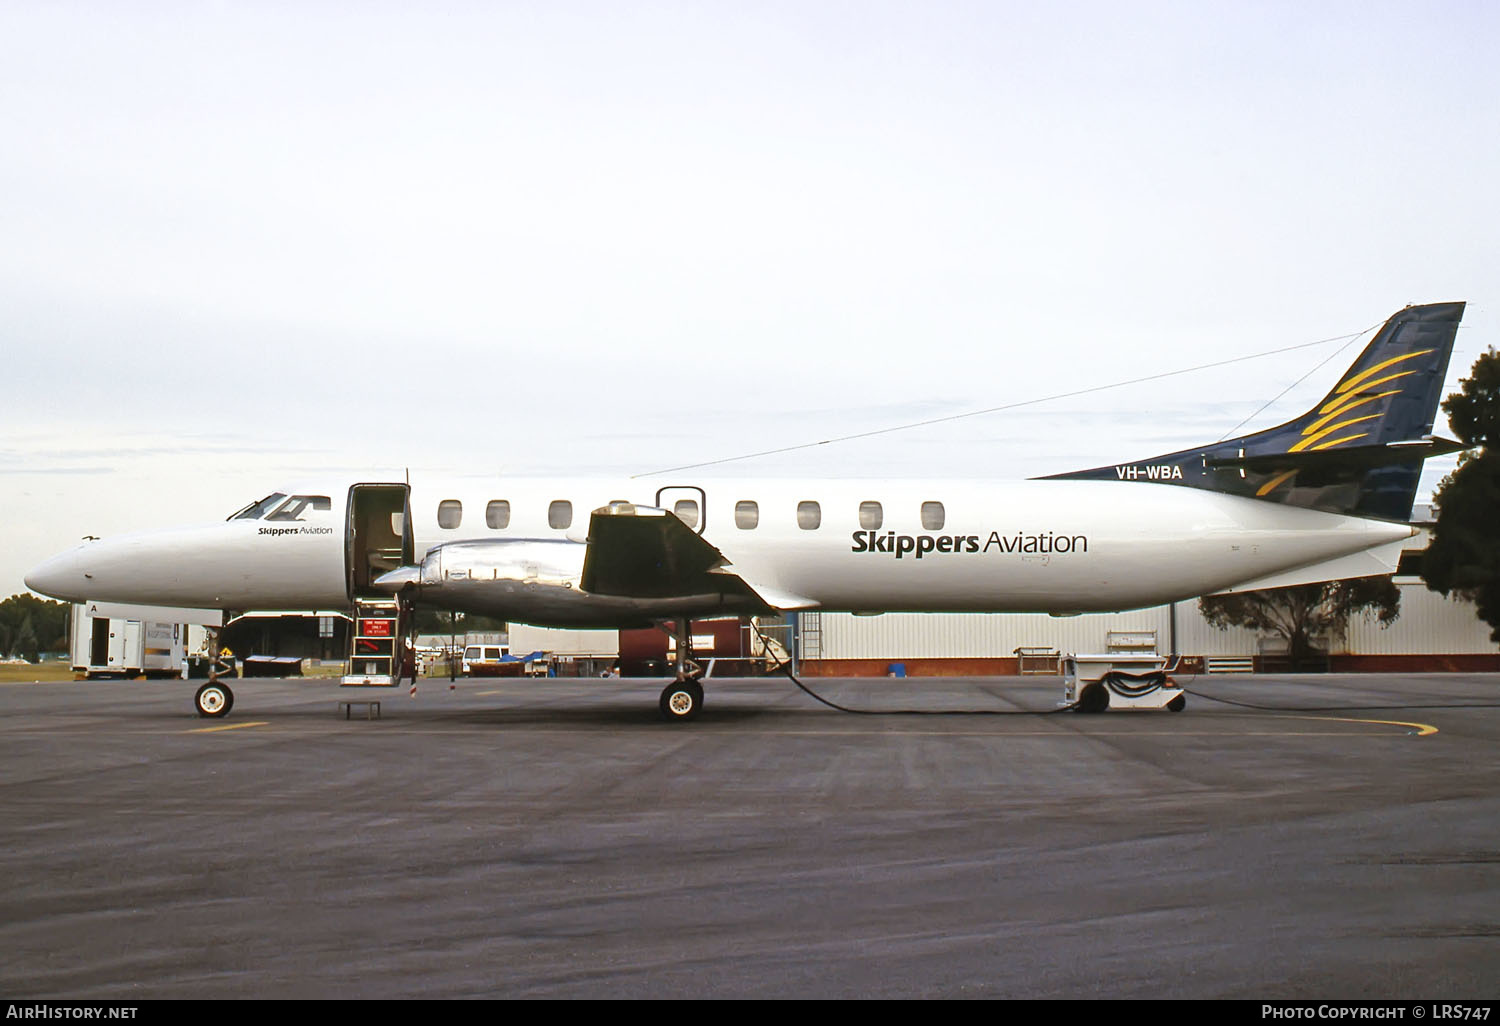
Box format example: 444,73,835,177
850,529,1088,558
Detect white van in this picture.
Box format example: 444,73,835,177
461,644,509,676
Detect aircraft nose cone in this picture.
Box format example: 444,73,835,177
25,547,89,601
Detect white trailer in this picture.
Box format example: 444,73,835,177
71,604,187,679
507,624,618,659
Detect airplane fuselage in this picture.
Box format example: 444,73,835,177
25,476,1414,624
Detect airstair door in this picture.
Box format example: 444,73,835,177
346,483,414,599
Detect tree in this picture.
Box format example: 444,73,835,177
0,594,70,661
15,614,38,664
1198,578,1400,671
411,608,507,634
1422,347,1500,643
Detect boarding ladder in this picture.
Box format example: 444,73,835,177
342,598,403,687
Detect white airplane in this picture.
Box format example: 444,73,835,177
26,302,1466,721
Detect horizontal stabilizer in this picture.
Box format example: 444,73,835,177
1205,437,1467,476
1206,537,1412,595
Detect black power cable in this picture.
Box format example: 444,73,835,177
752,621,1081,716
752,622,1500,717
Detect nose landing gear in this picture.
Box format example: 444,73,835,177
190,621,237,717
194,680,233,717
193,625,235,718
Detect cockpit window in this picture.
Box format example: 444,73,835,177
264,495,332,522
229,493,287,520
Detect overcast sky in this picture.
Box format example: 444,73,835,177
3,1,1497,599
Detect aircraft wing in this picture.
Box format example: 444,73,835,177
581,504,818,612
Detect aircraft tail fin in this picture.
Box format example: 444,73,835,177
1044,302,1466,521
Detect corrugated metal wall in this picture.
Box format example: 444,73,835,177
817,583,1495,658
1341,586,1496,655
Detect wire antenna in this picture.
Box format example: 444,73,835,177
633,324,1380,479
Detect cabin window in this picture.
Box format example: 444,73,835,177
549,500,573,529
859,501,883,530
797,500,821,530
921,501,945,530
486,500,511,529
265,495,332,522
735,500,759,529
673,499,700,530
437,500,463,529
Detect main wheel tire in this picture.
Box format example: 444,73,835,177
1076,681,1109,714
195,682,233,718
1167,693,1186,713
659,680,704,721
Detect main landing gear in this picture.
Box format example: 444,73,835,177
659,678,704,720
658,617,705,722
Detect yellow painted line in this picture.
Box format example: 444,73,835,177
474,689,504,696
741,727,1429,737
186,721,270,734
265,727,1418,738
13,721,1435,739
700,731,1402,738
1291,715,1438,737
13,727,1422,740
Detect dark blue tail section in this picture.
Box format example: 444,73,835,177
1045,302,1465,521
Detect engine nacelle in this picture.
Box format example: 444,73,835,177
416,538,586,590
374,538,715,628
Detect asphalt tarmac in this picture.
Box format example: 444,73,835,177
2,672,1497,999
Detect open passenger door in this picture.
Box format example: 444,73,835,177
346,483,414,600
